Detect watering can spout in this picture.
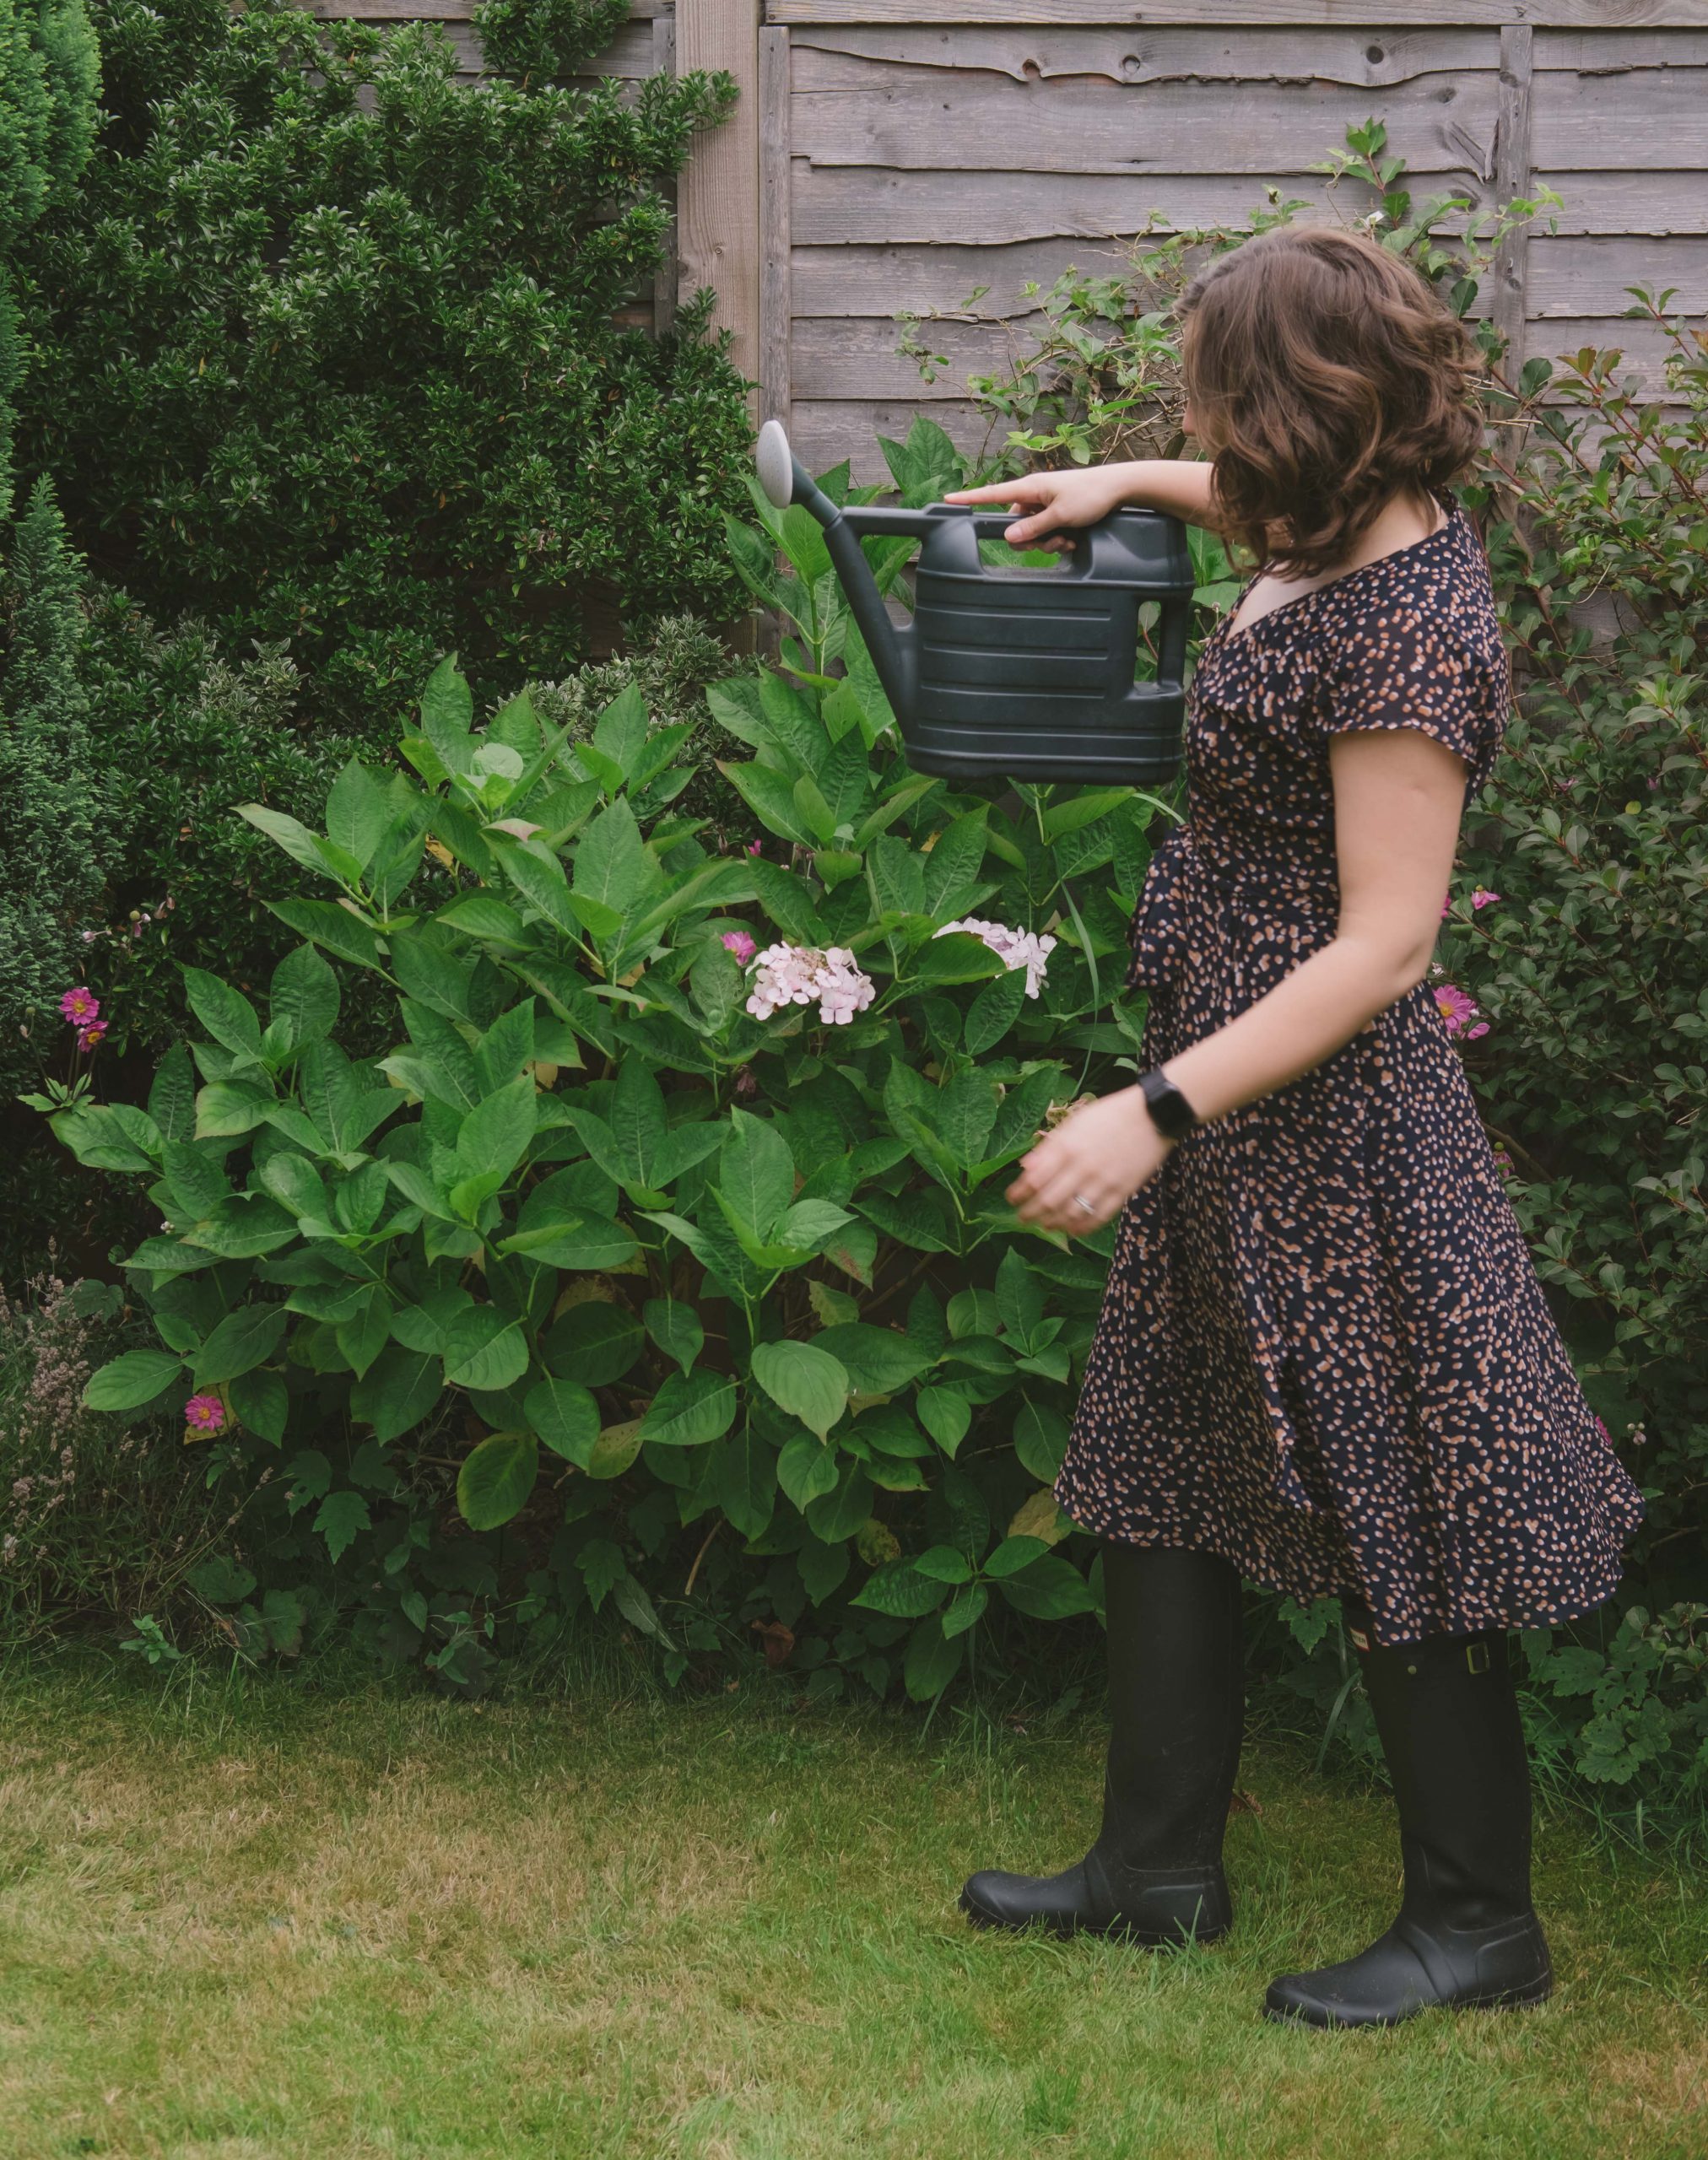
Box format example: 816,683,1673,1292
755,419,915,720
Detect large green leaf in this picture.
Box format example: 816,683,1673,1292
716,1110,795,1240
83,1349,183,1413
903,1614,966,1701
442,1306,530,1393
851,1559,951,1619
573,796,659,920
192,1304,289,1388
525,1375,600,1466
749,1338,849,1441
268,944,340,1053
543,1302,643,1388
638,1369,738,1448
351,1342,443,1443
455,1075,537,1185
181,969,262,1059
457,1428,538,1531
325,759,392,873
810,1323,932,1396
643,1299,704,1376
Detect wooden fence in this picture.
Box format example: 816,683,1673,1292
314,1,1708,483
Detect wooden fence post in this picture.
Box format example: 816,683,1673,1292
1490,22,1533,388
676,0,764,420
651,8,678,339
759,24,792,436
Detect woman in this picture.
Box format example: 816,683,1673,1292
942,227,1646,2030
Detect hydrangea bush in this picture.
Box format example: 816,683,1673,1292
46,466,1168,1693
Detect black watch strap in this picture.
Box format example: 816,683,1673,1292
1138,1065,1199,1142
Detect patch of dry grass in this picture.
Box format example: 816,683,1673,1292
0,1655,1703,2160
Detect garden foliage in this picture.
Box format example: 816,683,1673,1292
0,478,105,1092
0,0,98,516
47,431,1166,1698
11,0,753,728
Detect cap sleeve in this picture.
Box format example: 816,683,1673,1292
1315,606,1506,801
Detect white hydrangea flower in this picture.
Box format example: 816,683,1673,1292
745,942,877,1027
933,917,1057,999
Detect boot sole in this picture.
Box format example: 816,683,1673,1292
959,1884,1229,1949
1262,1974,1554,2031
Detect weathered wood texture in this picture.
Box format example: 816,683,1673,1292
776,14,1708,477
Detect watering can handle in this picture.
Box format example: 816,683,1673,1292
758,421,1137,549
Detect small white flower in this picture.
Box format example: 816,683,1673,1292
934,917,1057,999
745,942,876,1027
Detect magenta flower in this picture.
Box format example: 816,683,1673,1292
1471,888,1502,910
1433,983,1488,1039
183,1393,226,1438
745,839,763,857
1440,894,1452,919
59,986,99,1025
76,1021,107,1053
722,930,757,963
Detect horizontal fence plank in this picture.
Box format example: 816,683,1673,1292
1527,234,1708,316
1531,63,1708,166
1534,28,1708,67
771,4,1708,29
790,232,1705,326
790,72,1502,177
790,397,993,479
791,163,1708,244
792,24,1492,89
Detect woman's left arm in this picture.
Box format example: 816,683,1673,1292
1008,727,1468,1232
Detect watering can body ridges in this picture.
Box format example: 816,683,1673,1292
756,418,1193,788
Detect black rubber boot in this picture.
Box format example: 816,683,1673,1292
960,1542,1245,1947
1265,1605,1554,2029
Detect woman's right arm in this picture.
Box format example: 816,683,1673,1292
942,457,1226,550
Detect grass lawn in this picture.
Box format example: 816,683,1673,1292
0,1651,1703,2160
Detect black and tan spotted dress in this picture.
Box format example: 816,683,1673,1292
1051,494,1646,1647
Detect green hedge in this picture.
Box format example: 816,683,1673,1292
10,0,754,731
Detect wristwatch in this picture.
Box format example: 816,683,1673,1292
1138,1065,1200,1142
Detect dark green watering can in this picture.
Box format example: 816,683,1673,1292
756,419,1192,787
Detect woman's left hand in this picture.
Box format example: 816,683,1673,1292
1006,1086,1174,1234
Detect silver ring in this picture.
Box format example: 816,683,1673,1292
1072,1193,1097,1218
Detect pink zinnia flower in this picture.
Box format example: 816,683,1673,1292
59,986,99,1025
183,1393,226,1437
1433,983,1485,1038
1471,888,1501,910
76,1022,107,1053
722,930,757,962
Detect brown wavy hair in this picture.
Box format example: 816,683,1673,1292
1177,227,1486,578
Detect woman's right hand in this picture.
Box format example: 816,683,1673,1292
940,466,1132,554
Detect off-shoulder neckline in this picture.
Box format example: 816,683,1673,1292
1213,497,1462,653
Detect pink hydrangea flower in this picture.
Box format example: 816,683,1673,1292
1433,982,1489,1039
183,1393,226,1438
722,930,757,963
76,1021,107,1053
59,986,99,1025
1471,888,1502,910
934,917,1057,999
744,942,876,1026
